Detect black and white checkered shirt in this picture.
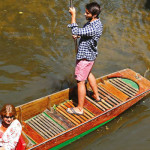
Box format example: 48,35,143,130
68,19,103,61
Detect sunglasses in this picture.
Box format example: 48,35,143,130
4,115,14,119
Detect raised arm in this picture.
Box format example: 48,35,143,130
68,7,96,37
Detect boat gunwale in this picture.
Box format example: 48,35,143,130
28,87,150,150
16,88,71,109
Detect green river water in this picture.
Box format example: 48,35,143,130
0,0,150,149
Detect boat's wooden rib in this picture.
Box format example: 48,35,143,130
84,99,103,115
41,114,65,132
86,96,106,111
97,90,115,107
56,106,79,125
98,101,110,110
67,100,95,119
17,69,150,150
99,81,129,101
109,79,136,97
102,97,115,107
88,85,121,110
65,102,88,121
97,86,121,104
22,122,45,144
83,108,95,118
117,78,138,91
26,112,67,140
37,115,62,134
44,109,74,129
22,131,35,148
112,78,138,93
61,103,85,123
101,99,113,108
109,80,134,97
63,102,93,121
29,120,52,138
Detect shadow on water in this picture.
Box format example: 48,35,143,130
145,0,150,9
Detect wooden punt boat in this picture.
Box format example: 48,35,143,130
15,68,150,150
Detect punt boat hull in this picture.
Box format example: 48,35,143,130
15,69,150,150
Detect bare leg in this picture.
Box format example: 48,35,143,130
88,73,100,100
66,81,85,114
77,81,86,111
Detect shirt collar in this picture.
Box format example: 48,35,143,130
89,18,100,25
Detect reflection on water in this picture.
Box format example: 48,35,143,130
0,0,150,149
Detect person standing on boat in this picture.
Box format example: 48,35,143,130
67,2,103,115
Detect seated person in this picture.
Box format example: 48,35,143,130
0,104,22,150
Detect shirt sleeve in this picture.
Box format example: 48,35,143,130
2,120,22,150
68,23,96,37
67,23,78,28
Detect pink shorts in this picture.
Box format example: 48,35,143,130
75,59,94,81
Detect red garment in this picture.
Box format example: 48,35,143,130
15,135,26,150
0,131,3,138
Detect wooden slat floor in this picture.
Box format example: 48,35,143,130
109,78,138,97
23,77,139,146
25,112,66,139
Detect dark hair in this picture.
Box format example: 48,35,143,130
86,2,101,18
